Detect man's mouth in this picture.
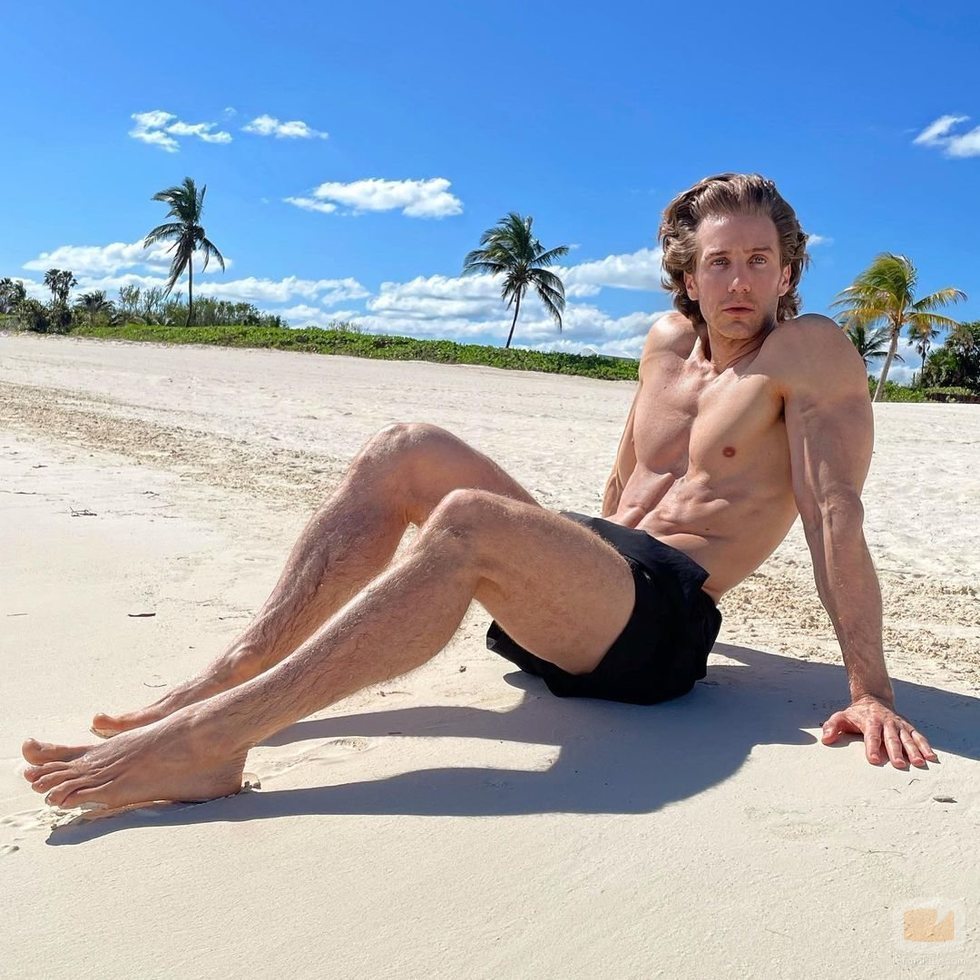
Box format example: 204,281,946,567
724,306,754,314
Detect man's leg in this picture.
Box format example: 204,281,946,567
24,489,636,810
91,423,540,736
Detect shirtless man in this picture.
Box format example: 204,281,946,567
22,172,937,811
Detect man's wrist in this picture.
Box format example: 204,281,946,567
849,688,895,709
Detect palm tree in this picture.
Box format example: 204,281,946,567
0,277,27,314
462,212,568,349
840,321,903,370
833,253,966,402
74,290,115,327
908,319,941,380
43,268,77,306
143,177,225,326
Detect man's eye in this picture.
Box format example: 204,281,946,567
712,258,728,266
751,256,767,264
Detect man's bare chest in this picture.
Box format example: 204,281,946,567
631,368,789,482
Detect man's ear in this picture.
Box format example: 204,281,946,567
778,264,791,297
684,270,698,300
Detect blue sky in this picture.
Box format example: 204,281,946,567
4,2,978,377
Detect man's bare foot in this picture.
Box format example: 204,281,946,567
91,647,265,738
22,711,248,811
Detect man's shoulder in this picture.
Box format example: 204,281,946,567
764,313,868,393
641,311,698,360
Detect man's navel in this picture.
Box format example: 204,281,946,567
722,446,736,458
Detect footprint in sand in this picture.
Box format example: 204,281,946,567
0,807,65,851
0,808,56,833
257,737,375,783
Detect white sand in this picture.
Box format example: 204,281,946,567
2,332,977,978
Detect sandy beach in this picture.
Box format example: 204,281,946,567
2,332,978,978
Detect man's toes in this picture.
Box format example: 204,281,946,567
45,775,107,809
22,739,89,764
23,761,72,784
31,767,80,793
58,782,117,810
91,710,159,737
90,713,128,736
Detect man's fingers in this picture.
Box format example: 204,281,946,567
900,728,926,768
910,729,939,763
864,721,884,765
821,710,855,744
882,722,908,768
822,701,938,768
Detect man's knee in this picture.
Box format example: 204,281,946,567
359,422,458,470
418,488,504,554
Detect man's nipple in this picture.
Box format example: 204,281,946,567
722,446,736,457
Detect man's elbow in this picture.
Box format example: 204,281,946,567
601,475,622,519
799,488,866,539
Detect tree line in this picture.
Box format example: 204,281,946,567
1,175,977,399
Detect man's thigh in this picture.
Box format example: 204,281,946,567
457,496,636,675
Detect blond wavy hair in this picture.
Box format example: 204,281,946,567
658,173,810,326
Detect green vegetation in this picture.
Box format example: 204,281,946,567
921,322,980,393
834,253,966,401
868,378,924,402
4,176,977,396
463,212,569,349
864,323,980,401
60,321,639,380
843,321,902,370
922,387,978,403
144,177,225,326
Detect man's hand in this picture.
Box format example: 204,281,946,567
821,695,939,769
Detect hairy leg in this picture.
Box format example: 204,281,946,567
25,490,634,809
91,424,538,737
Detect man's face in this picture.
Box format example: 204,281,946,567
683,213,792,339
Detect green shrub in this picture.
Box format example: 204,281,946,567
867,378,925,402
14,298,51,333
65,322,641,381
923,386,979,404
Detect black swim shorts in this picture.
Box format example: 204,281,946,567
485,511,722,705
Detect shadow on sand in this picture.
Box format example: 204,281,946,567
47,643,979,845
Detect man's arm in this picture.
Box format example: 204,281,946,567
602,317,680,517
602,392,638,518
778,315,937,769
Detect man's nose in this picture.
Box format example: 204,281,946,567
728,274,751,293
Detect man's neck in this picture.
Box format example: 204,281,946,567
695,319,776,373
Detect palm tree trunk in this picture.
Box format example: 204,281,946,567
873,324,901,402
504,291,522,349
186,256,193,327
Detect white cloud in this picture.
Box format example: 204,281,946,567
129,110,232,152
277,305,364,327
807,234,832,247
367,274,502,320
283,196,338,214
288,178,463,218
243,114,328,139
354,267,663,352
561,246,664,293
348,299,661,355
23,240,232,276
913,114,970,146
200,276,367,305
41,271,365,310
912,113,980,158
946,127,980,158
